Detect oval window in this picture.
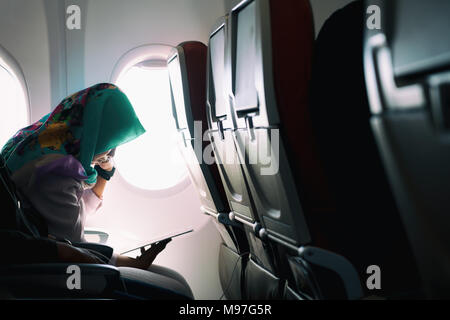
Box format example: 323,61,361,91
0,62,29,148
114,61,187,191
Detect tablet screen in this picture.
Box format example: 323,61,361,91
120,228,194,255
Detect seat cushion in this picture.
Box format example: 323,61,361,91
118,265,194,299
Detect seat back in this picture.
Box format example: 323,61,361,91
226,0,365,300
227,0,324,250
167,41,244,253
308,0,422,298
223,0,344,299
206,16,287,298
364,0,450,298
168,42,225,216
206,16,260,228
168,41,253,299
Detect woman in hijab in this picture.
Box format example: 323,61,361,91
1,83,178,271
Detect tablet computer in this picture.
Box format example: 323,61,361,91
120,228,194,255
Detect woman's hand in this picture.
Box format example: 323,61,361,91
92,154,115,198
93,148,116,172
115,239,172,270
136,239,171,269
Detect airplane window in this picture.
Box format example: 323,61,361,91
0,63,29,148
115,64,187,190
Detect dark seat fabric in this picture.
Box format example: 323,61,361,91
118,265,193,300
0,154,58,264
308,0,423,298
260,0,326,295
364,0,450,299
269,0,334,247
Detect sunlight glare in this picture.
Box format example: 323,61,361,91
115,65,187,190
0,65,28,149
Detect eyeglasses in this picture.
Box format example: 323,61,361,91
96,155,111,164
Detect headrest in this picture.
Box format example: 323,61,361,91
176,41,208,125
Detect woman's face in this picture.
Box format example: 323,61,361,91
92,150,111,166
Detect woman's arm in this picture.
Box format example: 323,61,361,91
0,230,104,265
0,230,59,264
91,157,114,199
91,175,108,199
57,242,106,264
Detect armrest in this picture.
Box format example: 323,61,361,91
0,263,123,299
297,246,364,300
84,229,109,244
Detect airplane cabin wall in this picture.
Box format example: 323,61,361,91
0,0,52,122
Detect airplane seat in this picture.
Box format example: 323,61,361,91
226,0,363,299
363,0,450,298
206,15,284,299
167,40,250,299
308,0,423,298
267,0,334,245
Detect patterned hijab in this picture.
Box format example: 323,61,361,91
1,83,145,184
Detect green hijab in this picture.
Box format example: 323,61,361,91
1,83,146,184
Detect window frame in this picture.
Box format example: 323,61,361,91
0,45,31,136
0,45,32,125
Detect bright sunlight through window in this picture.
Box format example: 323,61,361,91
115,64,187,190
0,64,28,149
